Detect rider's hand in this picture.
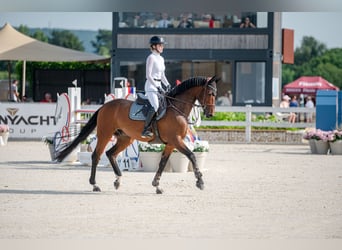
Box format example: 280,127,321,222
157,87,164,94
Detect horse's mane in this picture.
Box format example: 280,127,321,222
168,77,208,97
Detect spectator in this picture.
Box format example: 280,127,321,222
216,92,231,106
157,13,172,28
240,16,256,28
9,79,20,102
82,98,92,105
40,92,53,103
279,95,296,123
289,95,299,122
208,14,215,28
305,96,315,123
289,95,298,107
177,15,194,28
222,15,233,28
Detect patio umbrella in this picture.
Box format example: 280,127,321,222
0,23,109,98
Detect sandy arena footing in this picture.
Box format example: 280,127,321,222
0,141,341,239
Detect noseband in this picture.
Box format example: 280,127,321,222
199,81,217,111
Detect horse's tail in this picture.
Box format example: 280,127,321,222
55,109,99,162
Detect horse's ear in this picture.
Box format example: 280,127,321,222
57,93,60,97
214,76,221,83
208,75,217,84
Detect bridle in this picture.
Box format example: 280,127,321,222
164,80,217,119
198,81,217,113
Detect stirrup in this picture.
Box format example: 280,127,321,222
141,130,154,138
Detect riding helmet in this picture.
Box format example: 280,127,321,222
149,36,167,45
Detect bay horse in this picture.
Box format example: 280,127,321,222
55,76,218,194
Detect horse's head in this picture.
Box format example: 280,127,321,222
198,76,218,118
168,76,218,118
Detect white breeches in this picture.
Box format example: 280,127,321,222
145,80,161,112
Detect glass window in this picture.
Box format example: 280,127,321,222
119,60,233,97
118,12,267,29
235,62,266,104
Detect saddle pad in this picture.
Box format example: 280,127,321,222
129,102,166,121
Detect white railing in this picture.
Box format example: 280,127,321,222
75,105,315,143
200,105,315,143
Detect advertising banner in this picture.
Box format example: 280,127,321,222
0,103,58,139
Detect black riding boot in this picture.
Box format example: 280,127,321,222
141,109,156,138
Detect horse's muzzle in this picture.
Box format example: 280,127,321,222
204,104,215,118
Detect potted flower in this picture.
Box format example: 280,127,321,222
138,142,165,172
189,140,209,171
0,124,10,146
303,128,330,154
327,129,342,155
193,140,209,152
80,134,96,152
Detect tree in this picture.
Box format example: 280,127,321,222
49,30,85,51
294,36,327,66
17,25,31,36
91,29,112,57
282,36,329,86
298,48,342,88
32,30,48,42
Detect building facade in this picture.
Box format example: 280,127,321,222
111,12,282,106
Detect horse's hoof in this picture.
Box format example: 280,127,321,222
152,179,159,187
156,187,164,194
114,180,120,190
93,185,101,192
196,181,204,190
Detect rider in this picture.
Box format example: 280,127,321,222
141,36,171,138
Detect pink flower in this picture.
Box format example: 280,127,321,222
0,124,9,133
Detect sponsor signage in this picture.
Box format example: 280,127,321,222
0,103,58,139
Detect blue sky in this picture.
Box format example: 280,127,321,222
0,12,341,49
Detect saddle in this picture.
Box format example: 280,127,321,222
129,93,167,121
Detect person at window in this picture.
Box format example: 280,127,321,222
222,15,233,28
240,16,256,28
208,14,215,28
141,36,171,138
177,14,194,28
157,13,172,28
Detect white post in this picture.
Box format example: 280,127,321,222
245,105,252,143
68,87,81,133
22,60,26,97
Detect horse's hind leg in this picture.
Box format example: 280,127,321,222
106,135,133,190
90,149,102,192
89,136,113,192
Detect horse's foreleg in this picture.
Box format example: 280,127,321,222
90,150,101,192
188,152,204,190
152,153,170,194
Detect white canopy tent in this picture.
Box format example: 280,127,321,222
0,23,109,97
